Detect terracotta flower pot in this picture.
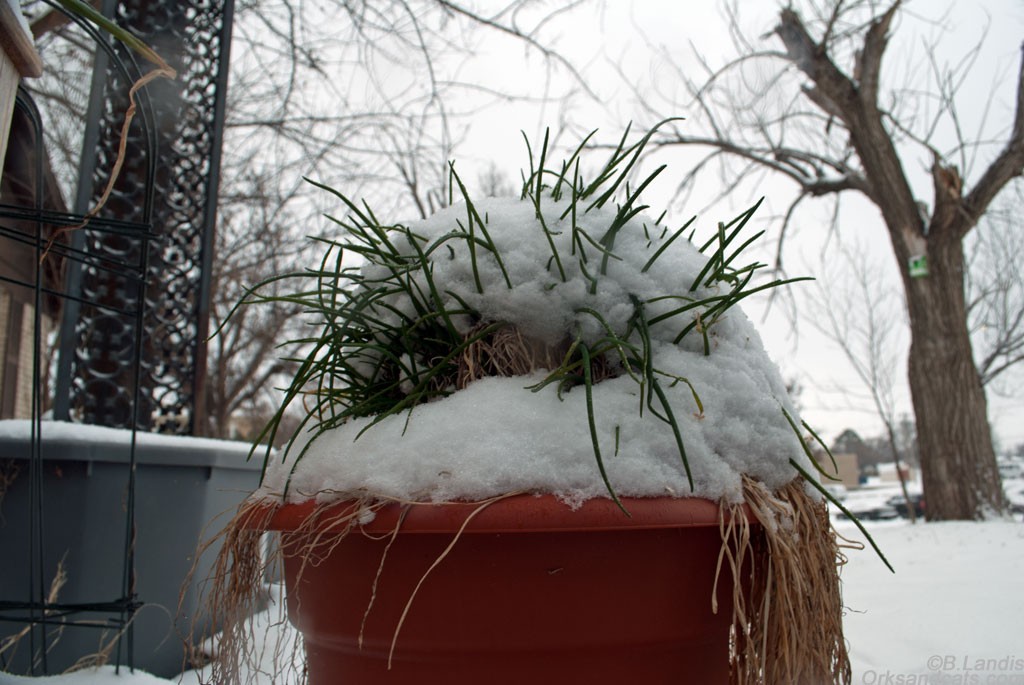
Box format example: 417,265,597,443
265,493,759,684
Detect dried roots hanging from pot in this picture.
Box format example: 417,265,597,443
720,475,852,685
189,499,378,684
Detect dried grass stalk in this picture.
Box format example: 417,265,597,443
0,557,68,668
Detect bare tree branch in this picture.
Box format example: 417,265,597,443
959,44,1024,236
434,0,600,101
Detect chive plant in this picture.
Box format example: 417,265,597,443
231,122,811,508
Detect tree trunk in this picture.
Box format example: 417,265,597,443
771,6,1019,520
903,236,1007,520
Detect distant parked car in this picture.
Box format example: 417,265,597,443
1007,487,1024,515
837,503,900,521
887,493,925,519
998,460,1022,480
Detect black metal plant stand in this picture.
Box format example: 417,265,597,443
0,76,156,673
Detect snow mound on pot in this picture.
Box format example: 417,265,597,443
258,196,810,505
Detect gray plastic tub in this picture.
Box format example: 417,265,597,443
0,420,264,677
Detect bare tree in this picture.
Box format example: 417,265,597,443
201,0,585,437
220,0,587,218
623,1,1021,519
477,161,518,198
806,242,917,522
24,0,586,439
202,172,308,440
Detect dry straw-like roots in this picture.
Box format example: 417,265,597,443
197,478,851,685
192,499,366,684
456,323,615,389
722,476,853,685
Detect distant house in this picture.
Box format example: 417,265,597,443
829,452,860,489
876,461,914,484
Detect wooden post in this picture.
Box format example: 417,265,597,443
0,4,42,419
0,2,42,179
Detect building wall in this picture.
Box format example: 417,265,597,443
877,461,914,484
832,452,861,488
0,285,51,419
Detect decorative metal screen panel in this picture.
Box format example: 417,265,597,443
56,0,234,434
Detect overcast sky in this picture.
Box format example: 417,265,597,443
430,0,1024,450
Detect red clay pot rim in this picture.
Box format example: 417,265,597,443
255,493,753,535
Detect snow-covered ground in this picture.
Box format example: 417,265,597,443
839,518,1024,683
2,484,1021,684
